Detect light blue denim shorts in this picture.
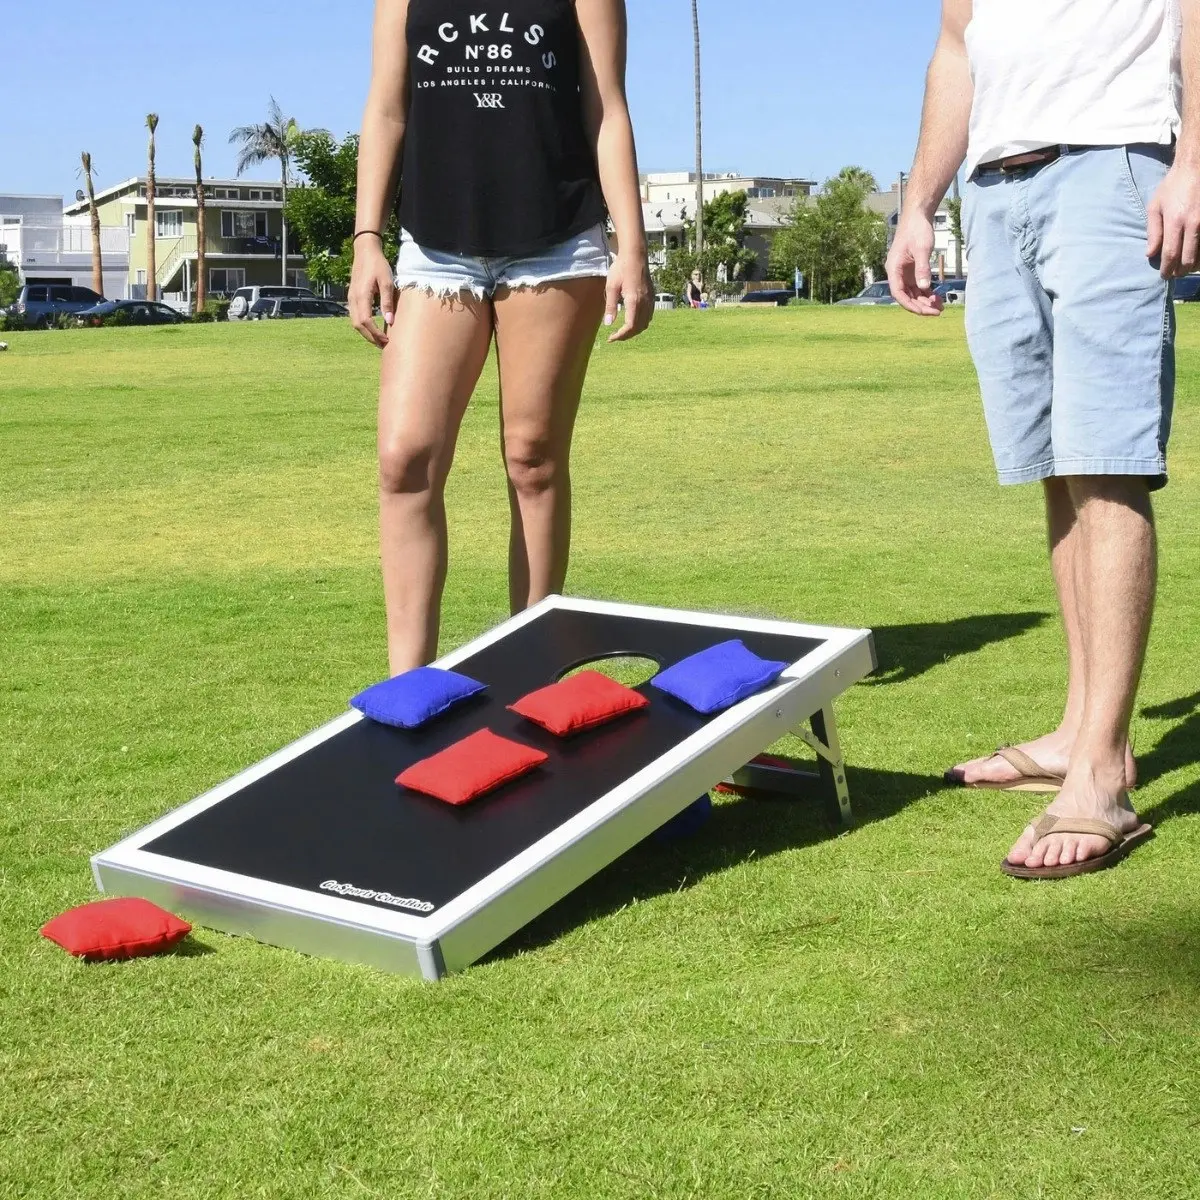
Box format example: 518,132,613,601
963,145,1175,490
394,223,610,301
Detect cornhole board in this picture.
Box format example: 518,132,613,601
92,596,876,979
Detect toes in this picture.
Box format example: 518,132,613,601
1008,825,1038,865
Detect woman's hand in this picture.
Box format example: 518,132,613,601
349,237,398,348
604,251,653,343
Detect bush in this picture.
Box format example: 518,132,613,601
0,311,27,333
193,298,230,323
100,308,132,328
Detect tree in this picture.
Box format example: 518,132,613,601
946,175,964,276
0,264,19,310
230,98,307,285
769,170,887,303
689,190,756,285
145,114,159,300
691,0,704,265
193,125,207,313
836,165,880,193
80,152,104,296
285,130,397,293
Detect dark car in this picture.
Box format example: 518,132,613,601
249,297,348,320
12,283,106,327
75,300,187,326
934,277,967,302
740,289,792,306
1173,274,1200,302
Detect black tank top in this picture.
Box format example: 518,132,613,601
398,0,607,257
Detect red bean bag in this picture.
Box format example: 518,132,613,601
40,897,192,962
509,670,650,737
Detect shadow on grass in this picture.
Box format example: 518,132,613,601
485,764,943,966
869,611,1051,686
1137,692,1200,824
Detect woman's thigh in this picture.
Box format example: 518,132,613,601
491,279,606,454
378,288,495,486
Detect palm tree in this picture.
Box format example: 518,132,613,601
229,98,300,286
146,113,159,300
193,125,207,314
80,152,103,296
836,166,880,194
691,0,704,267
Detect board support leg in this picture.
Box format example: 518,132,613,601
807,704,852,828
725,704,853,828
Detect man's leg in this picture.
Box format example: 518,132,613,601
1007,477,1155,867
953,478,1135,786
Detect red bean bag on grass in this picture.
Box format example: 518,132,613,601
40,897,192,962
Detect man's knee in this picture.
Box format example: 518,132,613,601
1064,475,1154,516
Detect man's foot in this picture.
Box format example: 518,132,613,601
948,733,1137,789
1005,764,1141,870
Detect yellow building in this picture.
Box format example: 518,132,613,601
63,175,309,307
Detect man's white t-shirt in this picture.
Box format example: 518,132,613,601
966,0,1182,176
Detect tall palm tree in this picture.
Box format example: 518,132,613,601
146,113,159,300
80,152,103,296
692,0,704,267
193,125,207,314
229,98,300,286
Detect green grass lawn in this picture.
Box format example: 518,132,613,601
2,308,1198,1198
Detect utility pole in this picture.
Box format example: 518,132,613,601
952,172,963,277
692,0,704,268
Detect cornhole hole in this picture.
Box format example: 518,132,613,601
92,597,875,979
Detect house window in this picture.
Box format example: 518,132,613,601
156,210,183,237
222,210,268,239
136,270,147,284
126,213,136,235
209,268,246,294
247,189,280,202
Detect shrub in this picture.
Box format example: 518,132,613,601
0,311,27,333
194,298,230,323
101,308,132,328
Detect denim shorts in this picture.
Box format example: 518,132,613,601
393,224,610,301
963,145,1175,490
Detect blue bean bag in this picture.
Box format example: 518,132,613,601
651,639,788,715
350,667,487,729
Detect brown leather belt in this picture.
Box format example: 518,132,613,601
975,146,1079,176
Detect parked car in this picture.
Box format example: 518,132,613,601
837,281,896,306
740,289,792,306
248,297,349,320
1173,274,1200,302
11,283,106,328
934,277,967,300
75,300,188,326
227,285,318,320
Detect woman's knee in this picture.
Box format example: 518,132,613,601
378,433,444,497
504,435,564,497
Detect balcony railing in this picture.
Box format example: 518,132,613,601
0,223,129,266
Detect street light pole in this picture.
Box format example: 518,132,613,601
692,0,704,267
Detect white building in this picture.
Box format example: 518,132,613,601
641,171,814,206
0,193,129,297
868,185,967,278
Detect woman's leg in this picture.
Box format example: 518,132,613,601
492,279,606,613
378,288,494,673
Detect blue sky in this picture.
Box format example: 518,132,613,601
2,2,941,200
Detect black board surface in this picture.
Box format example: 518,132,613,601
145,609,825,914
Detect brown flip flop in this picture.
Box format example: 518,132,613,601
944,746,1065,793
1001,812,1155,880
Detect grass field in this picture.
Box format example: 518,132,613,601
2,307,1199,1198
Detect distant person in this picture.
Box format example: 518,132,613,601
685,270,703,308
350,0,652,673
888,0,1190,879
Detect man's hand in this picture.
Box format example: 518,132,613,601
349,238,398,348
1147,162,1200,278
886,214,944,316
604,252,653,343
